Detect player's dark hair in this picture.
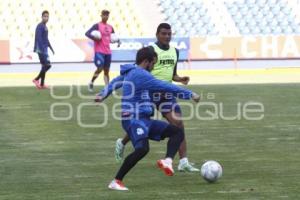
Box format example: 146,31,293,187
136,47,157,65
101,10,110,15
42,10,49,16
156,23,171,34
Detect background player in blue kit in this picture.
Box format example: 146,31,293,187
32,10,54,89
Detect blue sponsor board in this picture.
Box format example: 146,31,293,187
110,37,189,61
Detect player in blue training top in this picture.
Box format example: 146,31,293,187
115,23,199,172
95,47,200,191
32,10,54,89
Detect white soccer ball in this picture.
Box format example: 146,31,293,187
91,30,101,40
201,160,222,183
110,33,119,43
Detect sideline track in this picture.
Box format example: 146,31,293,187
1,68,300,87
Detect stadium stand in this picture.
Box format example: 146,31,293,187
225,0,300,35
0,0,145,39
157,0,219,36
1,0,300,39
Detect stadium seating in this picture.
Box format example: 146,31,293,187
0,0,300,39
0,0,145,39
157,0,218,36
225,0,300,35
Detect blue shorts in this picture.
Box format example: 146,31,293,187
152,94,182,115
38,53,50,65
94,53,111,69
122,117,169,149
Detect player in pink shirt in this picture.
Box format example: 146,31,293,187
85,10,120,92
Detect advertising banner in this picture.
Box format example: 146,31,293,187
0,40,10,63
9,39,85,63
190,36,300,60
4,36,300,63
110,37,189,61
74,37,190,61
6,37,189,63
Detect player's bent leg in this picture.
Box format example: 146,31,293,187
41,63,52,89
88,68,102,92
103,54,111,86
115,138,125,163
115,135,130,163
89,53,106,91
115,145,149,180
122,135,130,145
103,67,110,86
36,53,51,89
163,111,184,129
164,111,200,172
163,124,184,159
45,63,51,71
110,139,149,191
33,65,43,88
39,64,49,88
157,124,184,176
93,68,102,81
163,111,186,158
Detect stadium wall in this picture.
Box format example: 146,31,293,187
1,36,300,64
0,40,10,63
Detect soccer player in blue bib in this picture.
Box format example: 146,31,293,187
96,47,200,190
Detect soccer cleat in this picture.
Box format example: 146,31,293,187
178,161,200,172
88,82,94,92
32,79,41,89
108,179,129,191
112,91,118,96
157,159,174,176
115,138,125,163
40,85,50,89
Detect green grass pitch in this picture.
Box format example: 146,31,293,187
0,84,300,200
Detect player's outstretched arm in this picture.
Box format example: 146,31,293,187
191,92,200,102
139,73,199,102
95,75,124,102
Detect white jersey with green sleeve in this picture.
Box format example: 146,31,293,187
151,44,178,82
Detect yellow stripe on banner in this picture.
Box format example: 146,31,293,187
0,72,119,78
1,68,300,87
180,68,300,76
